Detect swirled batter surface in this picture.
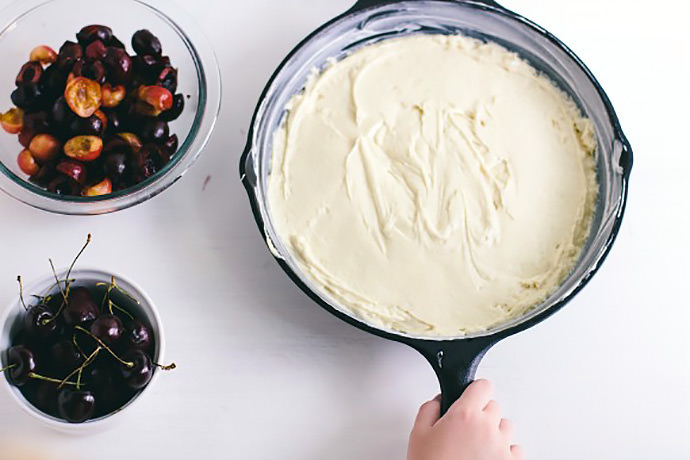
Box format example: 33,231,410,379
268,34,598,337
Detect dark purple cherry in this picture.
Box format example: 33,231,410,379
24,305,59,342
16,61,43,87
50,339,83,375
77,25,113,46
18,126,36,148
72,59,106,85
103,136,130,155
10,330,30,349
157,67,177,93
155,143,171,163
29,160,58,187
87,364,128,415
47,175,80,196
62,287,98,326
43,293,64,314
41,64,68,98
87,361,118,389
85,40,108,61
131,145,161,181
68,113,104,136
103,47,132,84
159,93,185,122
124,320,152,352
57,41,83,70
124,102,146,127
163,134,179,156
89,61,107,85
51,96,75,126
133,54,160,80
120,350,153,390
31,381,60,416
132,29,162,57
83,159,106,186
105,109,122,133
103,151,128,183
129,71,149,89
108,35,126,50
88,112,107,136
6,345,37,387
11,83,44,110
140,119,168,143
58,388,96,423
90,315,124,346
23,111,50,133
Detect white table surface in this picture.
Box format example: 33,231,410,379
0,0,687,459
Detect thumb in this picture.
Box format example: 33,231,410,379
413,395,442,431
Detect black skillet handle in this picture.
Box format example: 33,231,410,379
617,134,634,179
350,0,506,12
240,143,258,189
412,337,496,414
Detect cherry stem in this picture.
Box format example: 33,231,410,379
17,276,27,311
32,278,75,305
97,278,136,319
77,347,100,390
30,373,78,386
72,333,88,360
109,300,134,320
49,259,69,304
153,362,177,371
96,277,139,307
0,363,17,373
65,234,91,297
98,277,115,312
46,234,92,322
49,259,69,322
60,346,100,389
75,326,133,368
115,285,139,305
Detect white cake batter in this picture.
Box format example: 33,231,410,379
268,34,598,337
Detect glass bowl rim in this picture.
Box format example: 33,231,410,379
0,0,221,214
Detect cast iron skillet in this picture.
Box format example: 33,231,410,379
240,0,634,413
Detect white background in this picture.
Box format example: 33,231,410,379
0,0,688,459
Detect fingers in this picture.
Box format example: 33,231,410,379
511,444,524,460
499,418,514,440
483,399,501,421
413,395,441,430
454,379,494,413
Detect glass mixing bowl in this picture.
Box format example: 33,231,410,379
0,0,221,215
241,0,633,341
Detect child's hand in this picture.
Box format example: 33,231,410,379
407,380,523,460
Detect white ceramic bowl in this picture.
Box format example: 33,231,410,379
0,268,165,433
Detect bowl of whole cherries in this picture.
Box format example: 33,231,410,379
0,0,220,214
0,235,175,429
